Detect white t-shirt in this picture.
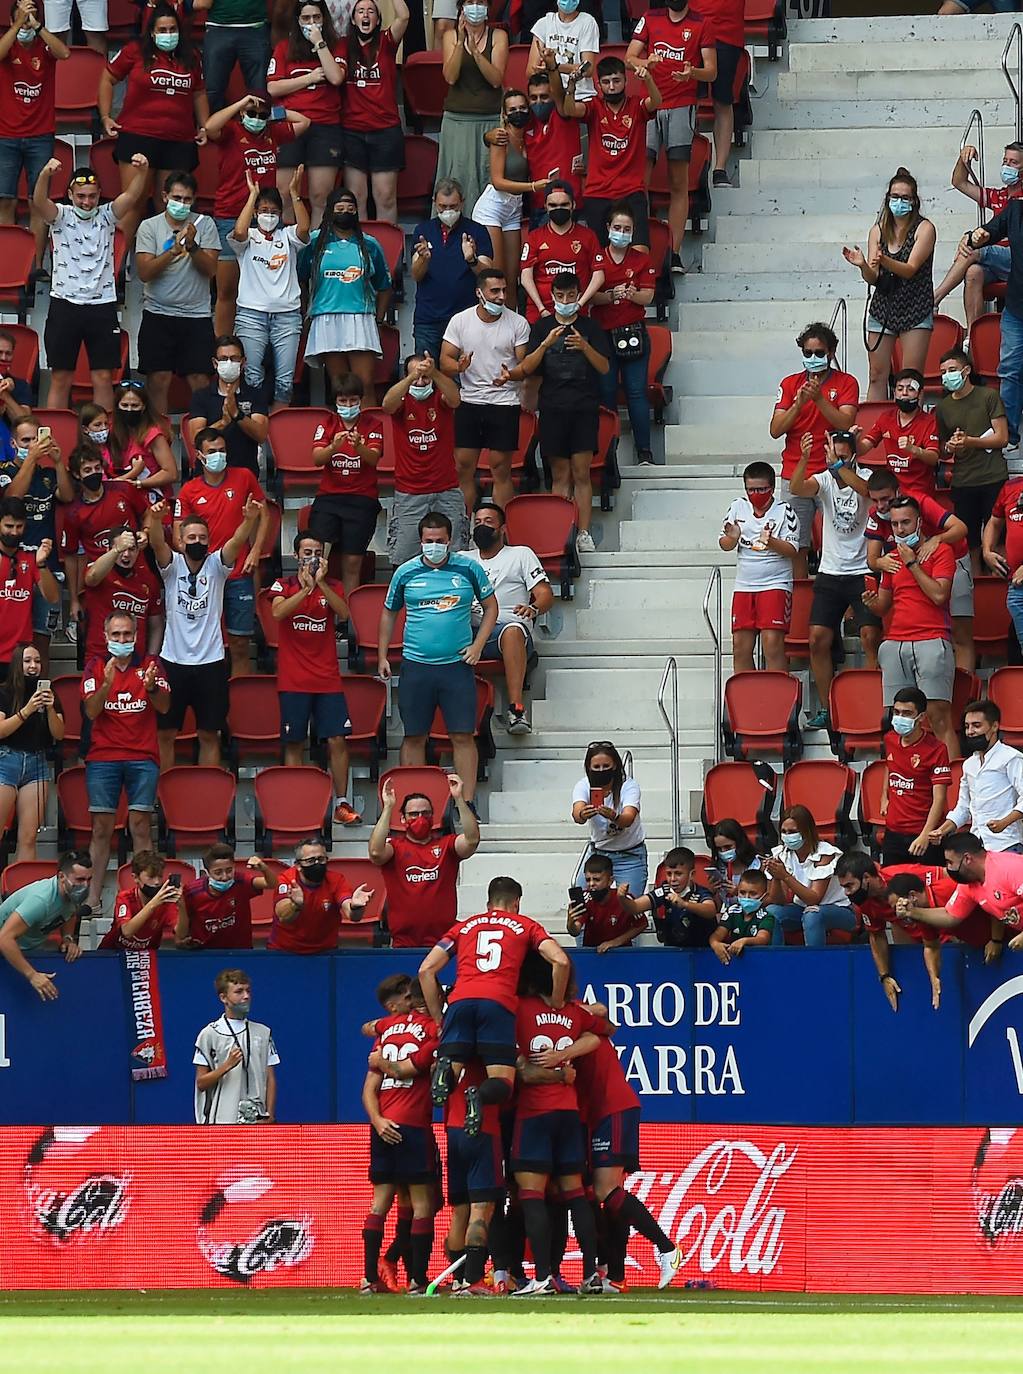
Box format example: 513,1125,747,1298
722,495,798,593
770,839,849,909
532,12,599,100
232,224,305,313
816,469,871,577
51,203,117,306
443,306,530,407
572,774,646,852
463,543,549,621
159,551,231,666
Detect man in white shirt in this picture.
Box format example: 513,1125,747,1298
719,461,799,672
440,268,530,512
934,698,1023,853
194,967,279,1124
463,499,553,735
789,430,880,730
145,493,263,770
529,3,600,102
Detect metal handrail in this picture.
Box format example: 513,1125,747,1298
702,566,723,766
657,657,680,850
961,108,986,229
1003,23,1022,144
829,297,847,374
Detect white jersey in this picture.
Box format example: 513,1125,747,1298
159,551,231,666
462,543,549,622
722,495,799,593
816,469,871,577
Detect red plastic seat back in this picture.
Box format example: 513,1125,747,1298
228,675,282,744
970,312,1002,386
58,765,128,843
253,765,332,849
89,138,122,200
828,668,884,759
857,758,886,849
1,859,57,898
952,668,983,727
401,51,448,121
2,323,40,391
782,760,855,842
348,583,405,668
701,761,777,849
373,326,400,390
380,766,452,832
505,493,576,560
343,675,388,747
33,409,80,460
52,674,83,754
973,576,1011,660
988,667,1023,746
56,47,106,124
0,226,36,291
647,323,672,383
724,671,800,743
157,767,236,848
946,757,964,812
784,579,814,662
397,136,441,218
362,221,404,280
268,406,333,484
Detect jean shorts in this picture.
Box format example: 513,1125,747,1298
86,758,159,813
0,134,54,201
224,575,255,637
979,244,1012,283
216,216,239,263
866,312,934,338
31,584,59,636
0,746,49,789
481,614,533,660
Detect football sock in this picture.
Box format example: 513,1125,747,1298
384,1206,413,1272
549,1198,569,1274
465,1244,488,1285
409,1217,434,1287
362,1212,385,1284
604,1185,673,1252
563,1189,598,1277
520,1191,552,1282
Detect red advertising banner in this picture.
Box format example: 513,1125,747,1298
3,1124,1023,1293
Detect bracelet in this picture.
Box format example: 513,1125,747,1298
879,972,894,982
315,41,327,50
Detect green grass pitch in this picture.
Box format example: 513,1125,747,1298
2,1290,1023,1373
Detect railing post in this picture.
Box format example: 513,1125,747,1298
961,108,986,229
702,567,723,766
657,657,680,850
1002,24,1022,145
829,298,847,375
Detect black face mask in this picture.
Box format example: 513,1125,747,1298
506,109,530,128
119,407,144,425
0,531,19,550
666,0,687,9
140,883,163,902
473,526,499,551
184,540,209,563
589,887,610,902
530,99,553,121
845,884,868,907
548,206,572,227
604,91,626,106
80,471,103,492
300,861,328,886
946,864,968,884
895,397,918,413
963,734,990,756
334,211,358,230
587,766,615,786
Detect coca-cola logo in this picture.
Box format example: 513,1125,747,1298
200,1218,314,1284
28,1174,130,1244
973,1129,1023,1246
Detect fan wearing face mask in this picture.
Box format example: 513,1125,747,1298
571,742,648,895
309,374,384,599
764,805,857,948
932,698,1023,854
709,870,774,967
878,686,952,867
720,460,799,674
527,0,599,103
178,845,277,950
81,524,162,668
520,180,603,324
0,848,93,1004
60,451,149,646
411,177,494,365
0,495,58,683
935,347,1009,576
854,369,940,506
271,837,375,954
187,334,270,478
109,380,179,509
0,641,64,863
892,830,1023,959
340,0,410,227
437,0,509,214
99,849,182,952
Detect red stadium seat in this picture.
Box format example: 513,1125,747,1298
857,759,886,855
115,858,196,892
373,324,401,391
970,312,1001,387
623,323,673,421
51,674,83,763
946,757,964,813
782,759,856,847
379,765,453,832
244,855,288,944
254,765,333,852
504,493,578,600
56,47,105,132
69,331,129,406
590,405,622,510
227,676,282,768
744,0,787,58
952,668,982,727
973,576,1011,662
32,410,80,465
891,314,963,391
157,767,236,854
397,136,440,219
194,139,221,215
722,671,802,765
478,409,537,495
428,675,496,772
327,856,387,926
0,226,35,321
503,43,532,95
341,675,388,775
347,582,405,672
267,406,333,494
401,51,448,124
88,138,122,201
2,323,40,400
259,497,283,581
701,760,778,851
255,589,280,672
363,220,404,284
107,0,139,41
987,667,1023,746
1,859,56,897
57,765,129,853
828,668,885,762
783,579,814,663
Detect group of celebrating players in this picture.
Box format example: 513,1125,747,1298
359,876,681,1296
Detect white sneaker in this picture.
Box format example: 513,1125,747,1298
656,1244,682,1289
576,530,596,553
510,1277,557,1297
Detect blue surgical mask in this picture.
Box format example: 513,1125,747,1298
14,446,29,462
422,541,448,563
781,832,803,851
208,876,235,894
166,198,190,221
888,197,913,217
337,403,360,421
300,23,318,40
942,369,965,393
464,3,487,20
901,529,921,549
803,352,829,373
717,848,737,864
554,300,578,318
480,298,503,317
88,428,109,445
608,228,632,249
737,896,762,915
1003,164,1021,187
203,452,227,473
154,31,179,51
891,714,917,737
558,0,581,11
409,383,433,401
242,115,267,134
17,26,35,43
106,639,134,659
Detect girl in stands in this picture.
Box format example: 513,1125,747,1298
109,381,177,509
843,167,936,401
764,804,857,947
0,643,63,861
98,5,207,247
475,88,544,299
571,740,648,894
438,0,508,214
267,0,346,230
76,403,114,478
707,818,764,898
340,0,409,226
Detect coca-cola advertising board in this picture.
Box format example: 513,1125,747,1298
3,1124,1023,1292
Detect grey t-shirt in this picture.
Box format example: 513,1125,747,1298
193,1015,280,1124
136,210,220,317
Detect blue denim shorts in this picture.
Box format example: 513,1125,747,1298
0,746,50,789
224,575,255,637
0,134,54,201
481,614,533,661
85,759,159,813
216,216,239,263
979,244,1012,283
32,584,59,636
866,312,934,339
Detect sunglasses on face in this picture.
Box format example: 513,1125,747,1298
801,348,828,359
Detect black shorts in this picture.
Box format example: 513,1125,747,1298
589,1107,641,1172
307,492,380,554
138,311,216,379
511,1110,586,1177
454,402,520,453
114,130,199,173
369,1123,438,1185
158,658,229,734
538,406,599,459
277,122,345,169
44,296,121,373
446,1126,506,1204
712,40,745,105
343,125,406,174
398,657,477,738
582,190,650,248
810,572,882,633
440,997,517,1066
882,829,946,868
952,481,1004,550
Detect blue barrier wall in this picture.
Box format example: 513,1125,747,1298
2,945,1022,1125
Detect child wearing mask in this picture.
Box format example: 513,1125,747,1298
567,851,647,952
193,968,280,1124
178,844,276,949
709,869,774,965
100,849,182,950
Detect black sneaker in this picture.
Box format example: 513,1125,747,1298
712,170,732,189
464,1084,482,1138
507,704,531,735
431,1055,454,1107
636,448,654,466
670,252,686,275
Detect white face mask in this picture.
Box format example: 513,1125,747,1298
216,359,242,382
437,208,460,227
256,212,279,233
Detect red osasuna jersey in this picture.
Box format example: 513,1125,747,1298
698,0,746,48
883,729,952,834
99,887,177,951
106,42,201,142
440,909,551,1014
0,549,39,660
390,393,458,494
182,874,258,949
859,864,990,947
631,9,711,108
575,890,647,948
267,575,345,694
520,223,603,322
59,483,149,562
572,1023,640,1128
880,543,955,642
311,413,383,499
860,407,941,504
267,41,345,123
0,37,57,138
81,560,162,664
373,1009,439,1127
591,247,657,330
515,995,600,1116
775,369,860,478
214,119,296,220
523,106,583,204
583,93,653,198
175,469,265,580
866,492,964,559
270,866,354,954
993,477,1023,574
381,833,461,947
81,655,169,764
341,30,401,131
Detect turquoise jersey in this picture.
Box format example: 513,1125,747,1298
0,877,73,951
385,553,495,665
308,234,391,317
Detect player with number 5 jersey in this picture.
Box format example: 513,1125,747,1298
419,875,569,1138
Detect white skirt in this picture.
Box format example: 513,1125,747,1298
305,312,382,359
472,183,525,234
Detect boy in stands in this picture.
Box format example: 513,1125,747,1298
99,849,181,951
567,851,647,951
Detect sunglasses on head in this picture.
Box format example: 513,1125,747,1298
120,379,145,391
69,171,98,187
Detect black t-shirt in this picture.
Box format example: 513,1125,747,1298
980,199,1023,317
189,383,267,477
647,882,716,949
528,315,610,411
0,685,63,753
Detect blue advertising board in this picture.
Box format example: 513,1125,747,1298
2,945,1023,1125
